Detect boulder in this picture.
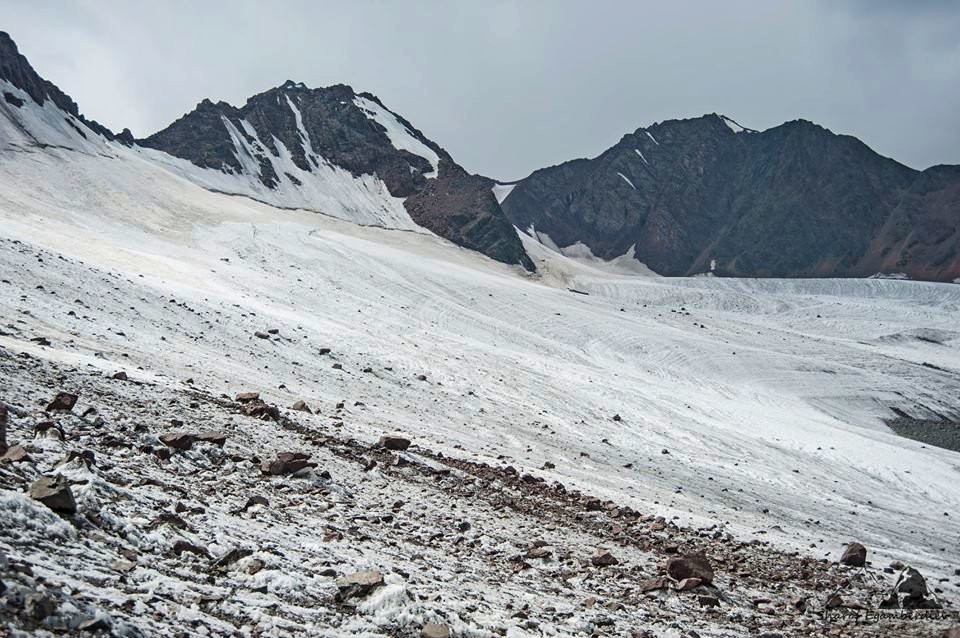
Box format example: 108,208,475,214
111,371,128,381
45,391,78,412
666,552,714,585
378,434,411,451
591,549,619,567
159,432,195,450
29,475,77,514
291,400,312,414
235,392,260,403
422,624,451,638
336,569,384,600
840,542,867,567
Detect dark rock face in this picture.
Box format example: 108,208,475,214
140,81,531,270
501,114,960,282
0,31,116,140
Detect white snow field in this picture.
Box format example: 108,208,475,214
1,132,959,635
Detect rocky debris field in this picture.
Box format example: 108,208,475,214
2,350,958,637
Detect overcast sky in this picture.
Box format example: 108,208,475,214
4,1,958,179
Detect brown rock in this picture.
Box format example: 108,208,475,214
676,577,702,591
1,445,29,463
243,400,281,421
698,593,721,607
29,475,77,514
526,546,552,559
336,569,385,600
235,392,260,403
261,451,314,475
378,434,411,451
159,432,195,450
46,392,78,412
195,431,227,447
840,542,867,567
666,552,714,584
291,400,312,414
422,624,450,638
639,576,670,592
591,549,618,567
942,625,960,638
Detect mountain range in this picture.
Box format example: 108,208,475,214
1,31,957,282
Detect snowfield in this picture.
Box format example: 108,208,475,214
1,141,959,636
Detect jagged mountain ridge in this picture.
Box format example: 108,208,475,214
0,32,532,271
500,113,960,282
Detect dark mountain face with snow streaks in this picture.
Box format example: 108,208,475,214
501,114,960,282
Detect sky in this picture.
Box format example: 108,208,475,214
3,0,959,180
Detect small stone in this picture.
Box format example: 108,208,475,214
110,559,136,573
291,400,312,413
840,542,867,567
526,546,552,559
378,434,411,451
235,392,260,403
698,593,721,607
336,570,384,600
46,391,78,412
159,432,195,450
111,371,128,381
422,623,451,638
591,549,618,567
254,331,270,339
29,475,77,514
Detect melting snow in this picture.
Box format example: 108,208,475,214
634,149,648,165
645,131,660,145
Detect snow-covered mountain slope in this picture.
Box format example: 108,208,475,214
1,133,959,635
0,31,533,271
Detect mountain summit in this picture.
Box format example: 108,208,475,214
501,113,960,281
0,32,532,271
